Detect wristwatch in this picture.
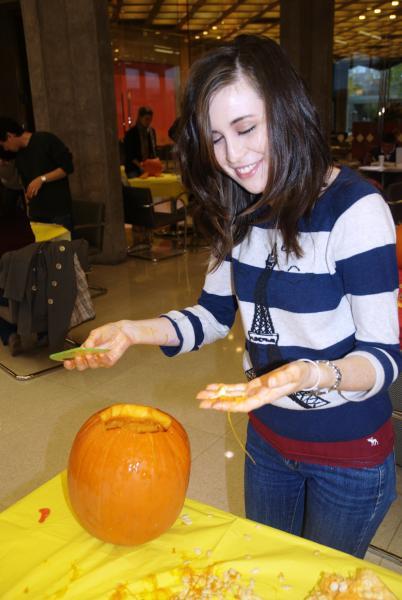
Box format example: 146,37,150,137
40,175,47,183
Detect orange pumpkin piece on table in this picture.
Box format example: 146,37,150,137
67,403,191,546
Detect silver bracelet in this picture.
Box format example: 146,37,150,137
296,359,321,391
297,358,342,395
316,360,342,394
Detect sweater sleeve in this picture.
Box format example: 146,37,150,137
328,192,401,400
160,256,238,356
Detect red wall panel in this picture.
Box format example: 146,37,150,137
114,61,177,146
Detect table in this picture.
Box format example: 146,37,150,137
359,165,402,188
0,472,401,599
120,163,185,198
31,221,71,243
128,173,185,199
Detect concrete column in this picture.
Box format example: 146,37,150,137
280,0,334,138
20,0,126,263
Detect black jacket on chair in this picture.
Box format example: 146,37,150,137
0,240,88,351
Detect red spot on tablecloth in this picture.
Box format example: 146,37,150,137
38,507,51,523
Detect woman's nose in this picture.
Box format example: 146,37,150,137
225,136,245,164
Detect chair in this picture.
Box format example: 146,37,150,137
72,200,107,297
122,185,188,262
387,200,402,225
386,181,402,202
0,240,93,380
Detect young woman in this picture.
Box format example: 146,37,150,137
65,35,401,558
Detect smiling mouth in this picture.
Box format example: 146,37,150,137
234,160,262,179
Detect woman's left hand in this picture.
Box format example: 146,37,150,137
196,360,313,412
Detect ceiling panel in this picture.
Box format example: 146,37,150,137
108,0,402,59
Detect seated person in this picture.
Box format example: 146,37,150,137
364,132,397,165
0,183,35,355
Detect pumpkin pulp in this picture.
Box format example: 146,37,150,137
100,404,172,433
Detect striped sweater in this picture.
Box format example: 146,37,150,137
162,167,402,467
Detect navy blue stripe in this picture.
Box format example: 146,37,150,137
246,334,358,363
159,316,183,357
252,168,379,233
198,290,238,328
181,309,204,350
253,394,392,442
337,244,398,295
234,260,343,312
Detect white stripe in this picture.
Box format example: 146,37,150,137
163,310,195,354
348,290,399,346
239,296,356,350
203,259,234,296
233,227,334,274
185,305,230,345
328,194,395,262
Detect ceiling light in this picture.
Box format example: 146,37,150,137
217,36,221,40
203,30,208,35
358,14,366,20
154,45,174,54
212,25,217,30
391,1,399,6
195,35,200,40
374,8,381,13
390,13,397,19
359,30,382,40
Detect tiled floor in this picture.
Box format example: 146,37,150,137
0,246,401,576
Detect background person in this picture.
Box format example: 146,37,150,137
364,132,397,165
123,106,157,178
0,117,74,230
64,35,401,559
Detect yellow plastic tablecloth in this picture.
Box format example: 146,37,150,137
31,221,71,243
0,472,401,599
127,173,185,199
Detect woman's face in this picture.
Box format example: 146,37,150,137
208,75,269,194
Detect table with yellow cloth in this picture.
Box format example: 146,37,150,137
127,173,184,199
120,165,185,199
0,472,401,599
31,221,71,243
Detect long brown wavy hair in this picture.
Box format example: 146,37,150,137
176,34,331,265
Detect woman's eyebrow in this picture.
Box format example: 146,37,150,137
211,114,256,133
211,115,254,133
231,114,255,125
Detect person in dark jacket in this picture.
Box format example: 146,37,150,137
0,117,74,230
0,182,35,355
123,106,157,178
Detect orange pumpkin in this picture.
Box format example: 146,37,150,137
67,403,191,546
396,224,402,269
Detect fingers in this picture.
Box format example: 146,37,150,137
196,364,305,413
62,323,130,371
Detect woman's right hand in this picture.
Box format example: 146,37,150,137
63,317,181,372
63,322,132,371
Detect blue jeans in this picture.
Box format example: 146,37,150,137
244,422,396,558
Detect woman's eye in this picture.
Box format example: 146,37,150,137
239,125,256,136
212,136,223,145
